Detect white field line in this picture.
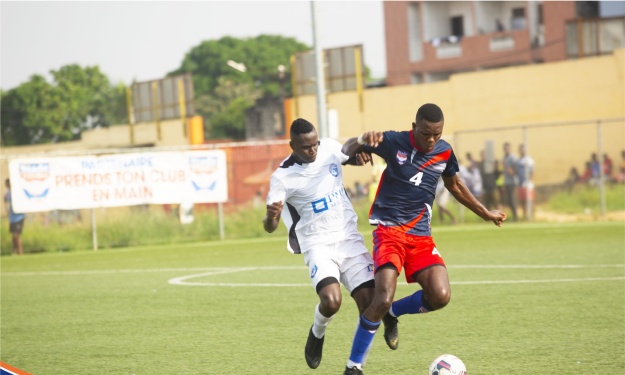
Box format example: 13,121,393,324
1,266,306,276
169,276,625,288
1,264,623,287
2,264,624,277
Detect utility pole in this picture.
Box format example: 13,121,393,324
311,1,328,138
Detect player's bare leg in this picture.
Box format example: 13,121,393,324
412,265,451,310
305,279,341,369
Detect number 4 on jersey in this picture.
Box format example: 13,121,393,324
409,172,423,186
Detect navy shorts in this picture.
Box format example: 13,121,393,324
9,219,24,234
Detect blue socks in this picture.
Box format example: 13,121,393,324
347,315,380,367
390,290,433,316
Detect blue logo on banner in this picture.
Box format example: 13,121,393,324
188,155,220,192
192,180,217,191
19,162,51,199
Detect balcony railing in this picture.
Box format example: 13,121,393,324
490,35,516,51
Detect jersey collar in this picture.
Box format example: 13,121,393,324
409,131,426,153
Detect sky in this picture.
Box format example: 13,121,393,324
0,1,386,91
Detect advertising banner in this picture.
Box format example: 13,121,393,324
8,150,228,213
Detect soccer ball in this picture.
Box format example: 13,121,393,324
428,354,467,375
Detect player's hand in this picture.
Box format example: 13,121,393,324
359,131,384,148
355,151,374,166
266,201,283,220
487,210,507,227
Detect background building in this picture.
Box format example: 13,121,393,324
383,1,625,85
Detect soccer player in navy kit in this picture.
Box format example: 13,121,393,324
340,103,507,375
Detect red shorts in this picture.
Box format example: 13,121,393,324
517,187,534,201
372,225,446,283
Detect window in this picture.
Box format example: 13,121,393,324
511,7,526,30
451,16,464,37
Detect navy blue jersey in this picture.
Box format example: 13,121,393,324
364,130,459,236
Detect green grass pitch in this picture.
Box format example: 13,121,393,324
1,222,624,374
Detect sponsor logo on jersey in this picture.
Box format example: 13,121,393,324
311,187,346,213
329,163,339,177
396,150,408,165
310,264,318,278
432,247,441,257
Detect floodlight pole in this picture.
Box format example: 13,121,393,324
311,1,329,138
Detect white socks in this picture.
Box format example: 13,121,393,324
312,303,334,338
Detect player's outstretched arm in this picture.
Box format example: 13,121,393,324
341,131,384,158
443,175,507,227
263,201,283,233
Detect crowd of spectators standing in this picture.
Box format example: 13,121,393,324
566,150,625,189
353,146,623,224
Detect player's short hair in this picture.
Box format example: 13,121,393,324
290,118,316,137
415,103,444,123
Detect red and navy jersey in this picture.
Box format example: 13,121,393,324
364,130,459,236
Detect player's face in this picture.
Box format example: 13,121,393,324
290,131,320,164
412,119,444,153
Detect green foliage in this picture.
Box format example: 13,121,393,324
1,223,623,374
170,34,308,98
0,204,280,255
197,77,262,139
170,34,308,140
1,65,127,145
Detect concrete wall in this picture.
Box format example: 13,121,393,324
292,48,625,189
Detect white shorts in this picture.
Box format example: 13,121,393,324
303,237,374,294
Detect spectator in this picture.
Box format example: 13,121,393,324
579,161,595,184
353,181,367,201
461,153,483,200
496,19,505,32
516,144,534,220
590,153,601,182
602,153,614,182
435,177,456,225
502,142,518,221
4,179,25,255
480,150,499,210
618,150,625,183
564,167,581,192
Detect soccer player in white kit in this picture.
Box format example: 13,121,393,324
263,118,396,370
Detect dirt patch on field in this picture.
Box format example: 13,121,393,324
534,208,625,223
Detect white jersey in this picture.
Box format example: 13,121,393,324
266,138,365,256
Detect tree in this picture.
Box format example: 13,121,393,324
1,65,126,145
199,77,262,139
170,35,308,98
169,35,309,140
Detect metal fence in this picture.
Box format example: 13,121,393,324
452,117,625,222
